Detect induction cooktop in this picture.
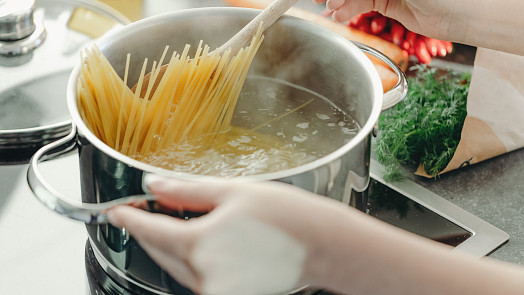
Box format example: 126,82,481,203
368,159,509,257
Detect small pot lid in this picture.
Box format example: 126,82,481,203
0,0,129,163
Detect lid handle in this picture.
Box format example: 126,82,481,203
0,0,36,41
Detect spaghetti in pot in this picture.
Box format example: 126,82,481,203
76,24,360,176
77,24,264,157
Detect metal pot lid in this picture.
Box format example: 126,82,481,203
0,0,129,163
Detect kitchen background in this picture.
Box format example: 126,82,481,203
1,0,524,294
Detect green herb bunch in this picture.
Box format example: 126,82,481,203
375,64,471,180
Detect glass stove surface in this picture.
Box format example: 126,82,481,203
368,178,472,247
368,158,508,258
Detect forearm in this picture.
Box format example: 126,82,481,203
309,205,524,295
444,0,524,55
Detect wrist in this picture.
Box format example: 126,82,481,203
298,204,376,293
442,0,524,55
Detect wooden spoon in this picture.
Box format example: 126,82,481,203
132,0,299,98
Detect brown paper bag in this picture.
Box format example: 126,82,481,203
416,48,524,176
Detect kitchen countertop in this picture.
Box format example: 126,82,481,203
410,147,524,263
1,0,524,294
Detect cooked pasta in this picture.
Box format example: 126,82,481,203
77,24,265,158
77,24,360,176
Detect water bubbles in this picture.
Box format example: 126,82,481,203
296,122,309,129
316,113,330,120
292,135,308,143
237,136,251,143
137,76,362,177
228,141,240,147
276,131,286,138
341,126,358,135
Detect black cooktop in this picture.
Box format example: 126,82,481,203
368,177,471,247
368,159,508,255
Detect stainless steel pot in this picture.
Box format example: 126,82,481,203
27,7,406,294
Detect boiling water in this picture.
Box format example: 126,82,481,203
136,76,360,176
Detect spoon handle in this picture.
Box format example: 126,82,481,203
217,0,299,55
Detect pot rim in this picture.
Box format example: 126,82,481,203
67,7,383,181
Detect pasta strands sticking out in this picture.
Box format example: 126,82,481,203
77,24,265,157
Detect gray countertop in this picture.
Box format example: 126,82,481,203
411,147,524,264
1,0,523,294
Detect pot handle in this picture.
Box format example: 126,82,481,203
27,125,155,225
353,41,408,111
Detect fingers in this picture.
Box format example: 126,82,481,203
326,0,345,11
145,174,238,212
107,205,201,290
107,205,192,252
327,0,352,22
325,0,372,23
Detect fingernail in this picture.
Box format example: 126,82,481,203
106,208,122,228
144,173,169,187
144,173,187,192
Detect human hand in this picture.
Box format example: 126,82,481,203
343,11,453,63
107,175,359,294
314,0,456,42
314,0,524,56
